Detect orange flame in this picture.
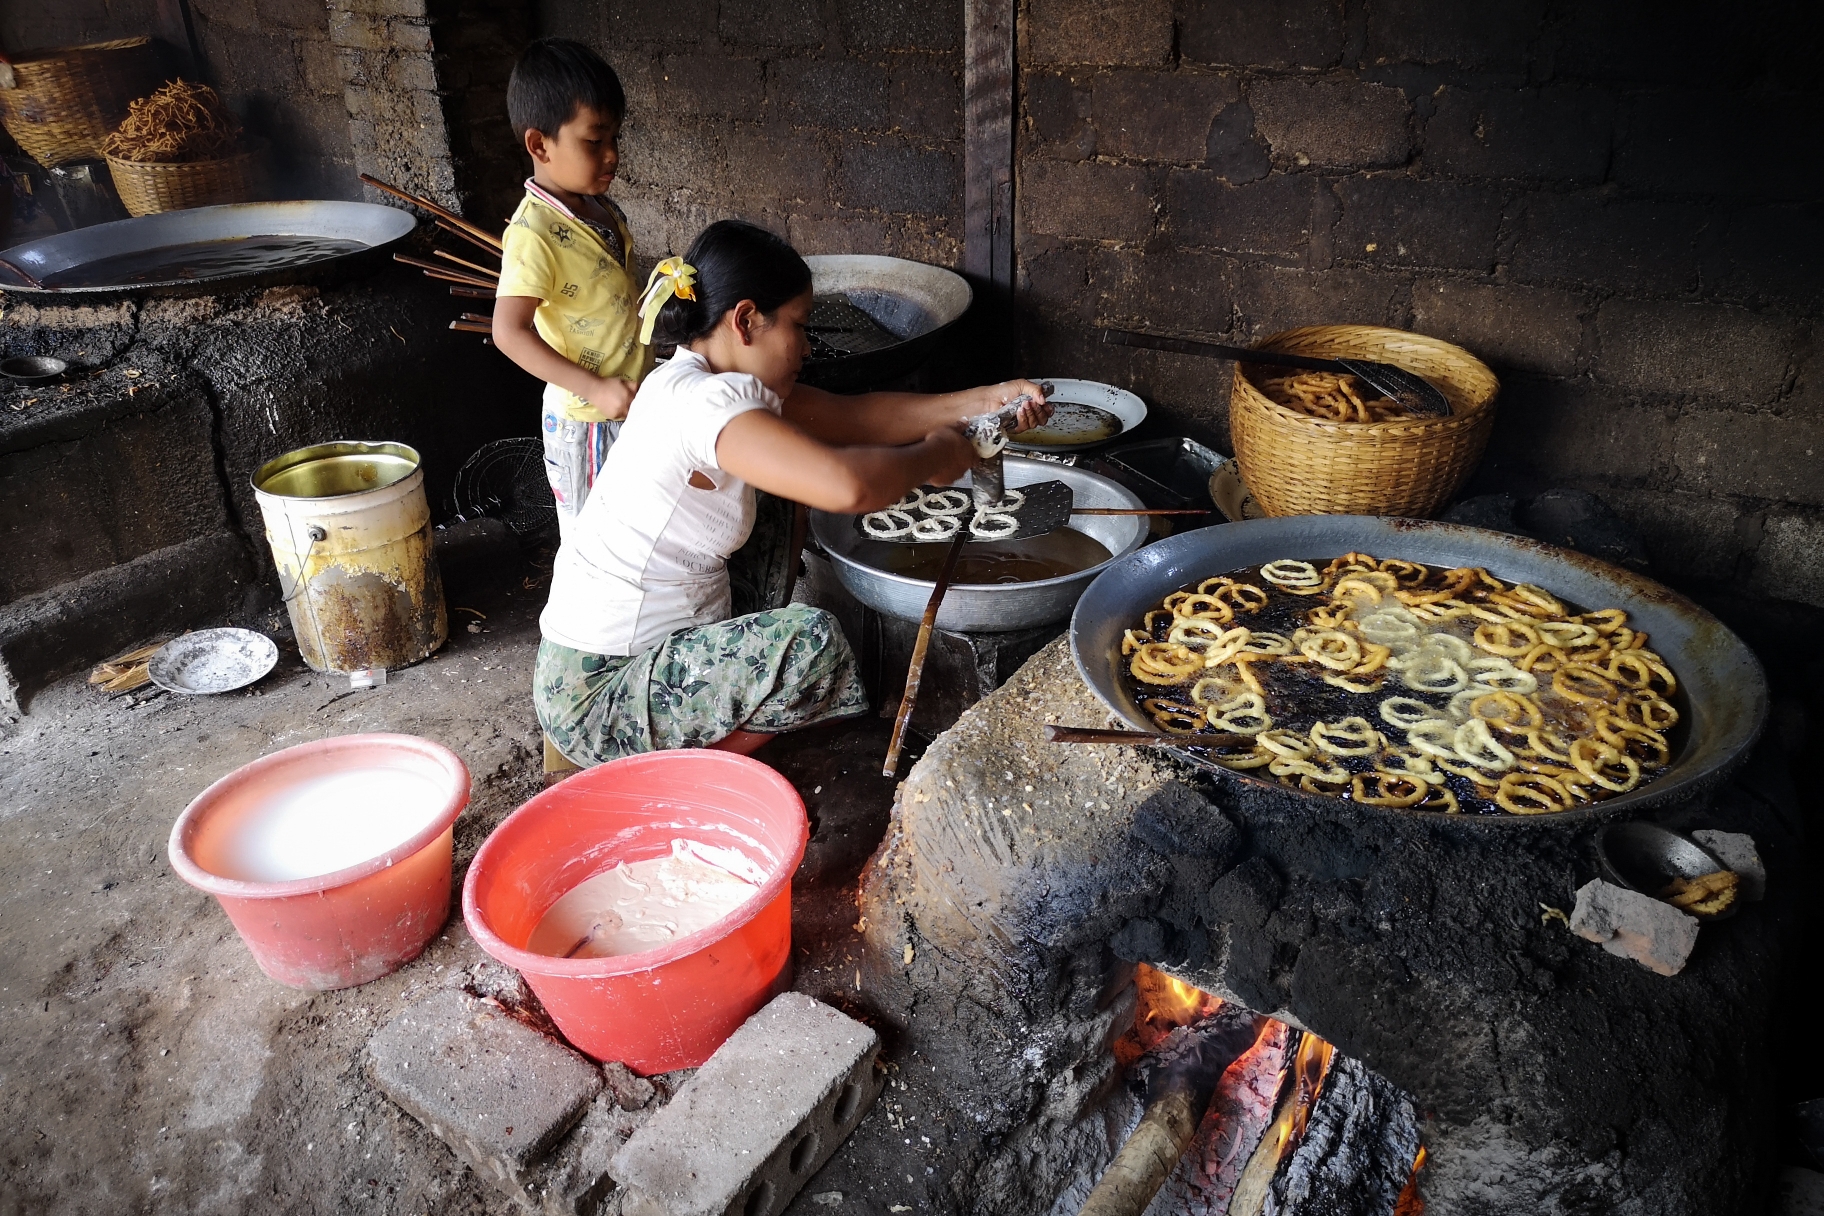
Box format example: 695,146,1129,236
1129,963,1225,1053
1394,1145,1428,1215
1253,1028,1337,1170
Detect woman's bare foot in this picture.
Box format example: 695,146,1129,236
708,729,776,756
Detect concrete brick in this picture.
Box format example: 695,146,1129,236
1507,193,1711,296
655,53,764,119
258,0,341,30
1691,830,1766,901
837,138,958,214
385,53,440,93
879,210,962,265
1363,0,1546,70
1024,71,1096,161
1334,176,1503,272
1225,262,1407,343
619,121,729,193
1424,87,1613,183
837,0,960,52
1180,0,1345,69
332,0,425,14
719,0,825,48
1671,409,1824,506
1091,71,1238,164
789,210,890,255
297,36,343,95
367,989,604,1192
327,9,388,49
1569,878,1699,976
600,0,715,47
1166,169,1315,259
1479,378,1674,485
889,57,961,139
1019,239,1095,327
610,993,882,1216
1410,279,1586,378
1204,100,1272,184
1249,77,1410,170
1756,510,1824,606
385,17,434,52
1702,204,1824,311
1597,487,1751,583
1089,244,1237,339
1022,159,1153,242
770,57,891,130
726,124,830,204
1595,299,1798,403
1025,0,1172,67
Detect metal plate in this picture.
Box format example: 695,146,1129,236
0,200,417,297
1008,379,1148,452
1594,822,1737,919
853,480,1075,544
148,629,280,695
1068,516,1768,824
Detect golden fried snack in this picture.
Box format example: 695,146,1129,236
1661,870,1738,916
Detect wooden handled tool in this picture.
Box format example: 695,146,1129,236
1071,508,1212,516
883,529,968,778
1044,724,1253,748
360,173,503,252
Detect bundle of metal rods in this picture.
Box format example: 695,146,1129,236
360,173,499,339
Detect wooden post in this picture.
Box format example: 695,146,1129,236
963,0,1016,293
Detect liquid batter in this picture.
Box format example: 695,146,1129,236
208,767,447,882
526,839,763,959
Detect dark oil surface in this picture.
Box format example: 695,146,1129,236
41,236,370,288
1015,400,1124,447
1120,558,1682,816
859,526,1112,584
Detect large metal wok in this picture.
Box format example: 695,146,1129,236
798,255,971,392
1069,516,1768,822
0,200,417,296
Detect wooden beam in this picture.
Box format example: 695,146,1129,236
963,0,1016,292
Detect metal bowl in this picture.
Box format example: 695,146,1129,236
1595,822,1737,919
798,255,972,391
1007,379,1148,453
811,457,1150,632
0,355,68,385
1069,516,1768,823
148,628,279,695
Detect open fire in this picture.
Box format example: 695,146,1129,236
1086,965,1423,1216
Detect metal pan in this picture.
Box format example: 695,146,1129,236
1068,516,1768,824
0,200,418,297
1007,379,1147,453
797,255,972,392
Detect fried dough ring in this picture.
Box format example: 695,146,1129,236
1132,643,1201,684
1454,719,1517,771
1553,663,1618,703
1239,631,1293,655
1323,552,1381,578
1470,691,1542,733
1474,621,1541,657
912,515,961,540
1256,729,1314,759
1152,708,1206,735
1211,692,1273,734
1174,593,1235,623
862,509,916,538
1310,716,1384,756
1260,559,1323,589
1217,583,1270,611
1332,577,1385,605
1298,629,1363,671
1380,697,1441,729
1495,772,1572,814
1401,652,1470,694
1406,719,1460,759
920,489,971,516
1568,738,1641,792
1353,772,1428,808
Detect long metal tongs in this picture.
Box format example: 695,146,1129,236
1101,327,1451,418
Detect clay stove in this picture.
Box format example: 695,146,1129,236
851,639,1799,1216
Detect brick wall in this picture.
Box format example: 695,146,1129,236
1015,0,1824,607
537,0,964,271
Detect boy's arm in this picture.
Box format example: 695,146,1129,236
492,296,637,421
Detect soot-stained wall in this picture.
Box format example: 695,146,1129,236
1013,0,1824,607
535,0,965,269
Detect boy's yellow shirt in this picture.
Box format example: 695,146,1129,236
497,181,654,420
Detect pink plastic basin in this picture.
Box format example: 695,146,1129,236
169,733,469,990
463,750,807,1073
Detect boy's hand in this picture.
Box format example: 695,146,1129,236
578,376,637,422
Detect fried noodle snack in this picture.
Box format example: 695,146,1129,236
1121,553,1680,815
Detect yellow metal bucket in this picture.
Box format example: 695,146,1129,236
252,441,447,673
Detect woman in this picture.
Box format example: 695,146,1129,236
536,220,1050,763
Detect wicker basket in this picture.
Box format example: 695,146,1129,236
106,140,267,216
0,37,164,168
1229,325,1499,518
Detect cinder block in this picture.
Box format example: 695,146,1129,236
1249,77,1409,170
367,988,604,1193
837,0,959,52
1569,879,1699,976
838,138,958,215
1363,0,1545,71
1595,299,1798,403
1180,0,1344,69
1334,175,1503,272
1702,203,1824,312
1670,409,1824,506
611,993,882,1216
1480,379,1674,485
770,57,890,129
1508,192,1708,296
1410,279,1587,378
1091,71,1237,164
1023,159,1153,242
656,53,763,119
1594,487,1751,584
1756,511,1824,607
890,58,961,139
1025,71,1096,161
718,0,823,48
1166,169,1315,258
1691,830,1766,901
1425,86,1613,183
1025,0,1172,66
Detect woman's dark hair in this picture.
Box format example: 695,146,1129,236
508,38,626,138
654,221,813,347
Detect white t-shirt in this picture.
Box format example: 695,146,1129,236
539,349,781,655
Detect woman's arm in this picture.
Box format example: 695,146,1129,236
714,410,977,514
781,379,1051,446
492,295,636,421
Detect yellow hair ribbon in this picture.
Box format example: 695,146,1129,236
637,256,698,345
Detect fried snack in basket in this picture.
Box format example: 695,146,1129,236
103,80,241,164
1256,371,1412,423
1121,552,1680,816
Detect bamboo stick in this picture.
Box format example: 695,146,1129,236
883,530,968,777
435,217,504,258
360,173,503,251
433,248,502,280
448,285,495,299
392,253,495,288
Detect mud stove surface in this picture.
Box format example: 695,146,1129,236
852,639,1797,1216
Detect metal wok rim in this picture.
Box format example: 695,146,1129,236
1068,516,1769,825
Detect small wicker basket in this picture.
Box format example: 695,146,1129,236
1229,325,1499,519
106,140,267,217
0,37,164,168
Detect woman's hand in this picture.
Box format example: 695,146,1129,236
922,426,978,485
970,379,1054,433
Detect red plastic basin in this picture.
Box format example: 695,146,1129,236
462,750,807,1073
168,733,469,990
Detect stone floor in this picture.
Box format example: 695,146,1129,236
0,568,960,1215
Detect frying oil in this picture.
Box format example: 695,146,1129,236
863,526,1112,584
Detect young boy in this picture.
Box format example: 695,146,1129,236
493,38,652,539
